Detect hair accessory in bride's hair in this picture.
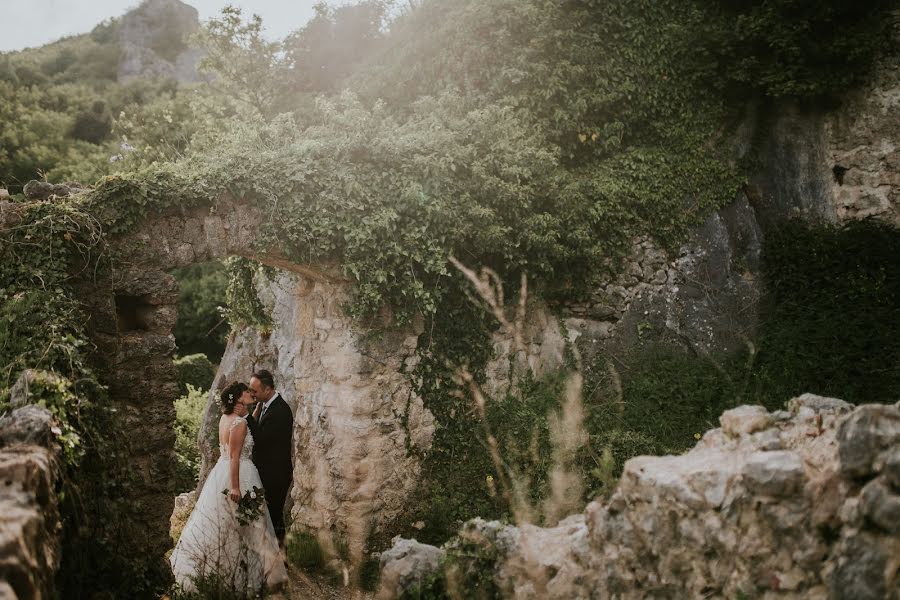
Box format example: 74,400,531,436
216,391,234,408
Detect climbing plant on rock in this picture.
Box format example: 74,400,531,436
0,200,167,596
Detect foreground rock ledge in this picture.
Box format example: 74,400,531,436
379,394,900,599
0,401,62,600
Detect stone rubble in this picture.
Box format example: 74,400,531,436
376,538,445,600
0,397,62,600
379,395,900,599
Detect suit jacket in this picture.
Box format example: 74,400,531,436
247,393,293,494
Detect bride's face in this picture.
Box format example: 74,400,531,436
240,390,253,405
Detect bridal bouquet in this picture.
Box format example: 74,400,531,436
223,485,266,527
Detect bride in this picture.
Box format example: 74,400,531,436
170,382,288,595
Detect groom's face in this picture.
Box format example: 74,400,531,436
249,376,274,403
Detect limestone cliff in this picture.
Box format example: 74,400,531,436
201,272,434,559
751,47,900,227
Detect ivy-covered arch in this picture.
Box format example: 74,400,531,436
74,194,346,588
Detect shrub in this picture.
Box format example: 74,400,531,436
174,385,207,493
173,263,230,361
748,220,900,405
174,353,216,395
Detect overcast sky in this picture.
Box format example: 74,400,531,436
0,0,331,52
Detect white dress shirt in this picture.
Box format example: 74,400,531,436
260,392,280,419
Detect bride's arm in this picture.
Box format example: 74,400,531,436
229,420,247,502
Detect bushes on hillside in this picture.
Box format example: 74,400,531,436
174,385,207,493
174,353,216,395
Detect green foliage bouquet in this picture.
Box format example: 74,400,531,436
222,485,266,527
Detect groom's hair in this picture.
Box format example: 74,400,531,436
252,369,275,390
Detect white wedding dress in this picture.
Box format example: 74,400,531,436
170,416,288,595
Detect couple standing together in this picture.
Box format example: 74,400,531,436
171,370,293,594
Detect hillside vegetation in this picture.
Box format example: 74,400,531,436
0,0,897,596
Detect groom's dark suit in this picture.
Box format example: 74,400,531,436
247,392,293,542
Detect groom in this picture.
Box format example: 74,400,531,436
247,369,293,544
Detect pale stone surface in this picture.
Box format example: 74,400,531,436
558,193,765,360
379,396,900,599
837,403,900,479
498,516,591,599
788,393,854,415
376,538,444,599
720,405,772,436
751,46,899,228
202,271,433,561
483,302,567,398
825,53,900,226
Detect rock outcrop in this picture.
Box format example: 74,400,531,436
202,270,434,561
379,395,900,599
21,181,76,201
377,538,444,598
431,185,766,401
751,51,900,228
0,395,62,600
117,0,206,84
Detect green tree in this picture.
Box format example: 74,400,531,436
173,263,229,360
112,85,235,167
704,0,897,101
71,100,113,144
283,1,390,94
193,6,290,117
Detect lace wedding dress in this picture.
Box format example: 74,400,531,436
170,416,288,594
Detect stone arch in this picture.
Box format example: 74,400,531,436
74,196,431,580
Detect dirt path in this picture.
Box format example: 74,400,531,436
269,561,375,600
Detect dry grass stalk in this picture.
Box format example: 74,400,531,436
449,256,529,390
439,258,602,599
606,358,624,416
457,367,532,524
542,371,588,525
450,258,592,526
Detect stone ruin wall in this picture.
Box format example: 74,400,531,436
748,42,900,228
378,395,900,599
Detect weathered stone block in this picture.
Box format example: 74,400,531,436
720,405,772,437
0,406,61,600
837,403,900,479
742,451,805,497
377,538,444,599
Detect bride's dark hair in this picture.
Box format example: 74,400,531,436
219,382,248,415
